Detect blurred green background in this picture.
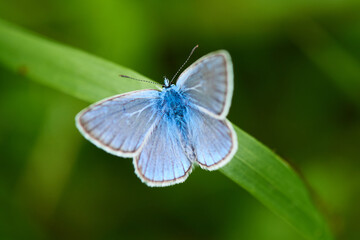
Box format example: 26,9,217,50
0,0,359,239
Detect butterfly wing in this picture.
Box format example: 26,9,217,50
188,107,237,170
134,117,193,187
176,50,233,119
76,89,160,157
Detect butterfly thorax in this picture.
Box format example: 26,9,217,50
159,85,188,124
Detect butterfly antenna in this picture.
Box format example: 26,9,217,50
169,45,199,85
119,75,160,85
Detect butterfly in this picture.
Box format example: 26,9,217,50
75,48,238,187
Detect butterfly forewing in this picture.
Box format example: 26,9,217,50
176,51,233,119
76,89,160,157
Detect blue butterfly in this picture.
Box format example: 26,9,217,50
76,49,238,187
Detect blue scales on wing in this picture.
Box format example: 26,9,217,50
76,89,161,157
134,118,193,186
176,51,233,118
187,108,236,170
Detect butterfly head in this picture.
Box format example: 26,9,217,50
162,77,173,89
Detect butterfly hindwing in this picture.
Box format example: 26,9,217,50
76,89,160,157
134,116,193,187
176,51,233,119
187,107,238,170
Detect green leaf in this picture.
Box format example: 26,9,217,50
0,19,333,240
0,19,157,103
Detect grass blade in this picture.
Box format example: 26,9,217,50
0,19,333,240
0,19,157,103
221,127,333,239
